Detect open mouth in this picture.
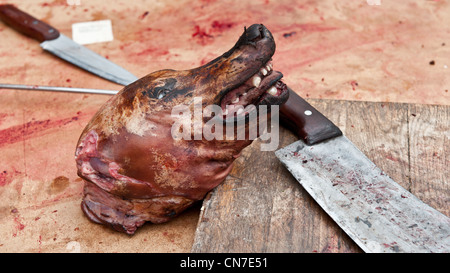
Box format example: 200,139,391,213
219,60,288,120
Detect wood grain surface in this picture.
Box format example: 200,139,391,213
192,99,449,253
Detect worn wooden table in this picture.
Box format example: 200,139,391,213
192,100,450,252
0,0,449,252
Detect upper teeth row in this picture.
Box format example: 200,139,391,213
251,62,273,88
226,62,275,110
261,63,273,76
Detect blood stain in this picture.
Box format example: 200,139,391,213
0,113,84,148
211,20,234,32
283,31,297,38
350,80,358,91
139,11,149,20
192,25,214,45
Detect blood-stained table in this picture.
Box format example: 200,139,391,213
0,0,449,252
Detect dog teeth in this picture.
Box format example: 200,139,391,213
267,86,277,95
252,75,261,88
234,62,275,103
260,68,267,76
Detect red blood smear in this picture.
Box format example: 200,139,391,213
211,21,234,31
192,25,213,39
14,217,25,231
139,11,149,20
350,80,358,90
0,169,21,187
0,115,81,148
0,171,9,187
136,48,169,56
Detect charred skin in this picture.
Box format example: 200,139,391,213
75,24,289,234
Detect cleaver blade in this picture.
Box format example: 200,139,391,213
276,87,450,253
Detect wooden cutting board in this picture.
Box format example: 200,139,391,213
192,99,450,253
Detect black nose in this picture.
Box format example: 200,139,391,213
245,24,265,42
235,24,272,47
222,24,274,59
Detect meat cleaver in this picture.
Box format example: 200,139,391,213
276,87,450,253
0,4,138,86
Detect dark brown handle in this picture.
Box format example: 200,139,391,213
280,87,342,145
0,4,59,42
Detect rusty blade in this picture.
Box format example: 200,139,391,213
275,136,450,253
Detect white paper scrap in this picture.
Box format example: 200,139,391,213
72,20,114,45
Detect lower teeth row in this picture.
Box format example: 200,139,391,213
224,61,276,113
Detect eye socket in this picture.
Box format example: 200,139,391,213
151,78,177,99
157,89,170,99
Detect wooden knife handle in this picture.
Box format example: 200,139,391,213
280,87,342,145
0,4,59,42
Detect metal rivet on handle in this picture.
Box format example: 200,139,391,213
304,110,312,116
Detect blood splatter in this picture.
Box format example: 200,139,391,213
0,113,84,148
139,11,149,20
211,20,234,32
0,169,21,187
192,25,214,45
350,80,358,91
136,48,169,56
283,32,297,38
11,208,25,237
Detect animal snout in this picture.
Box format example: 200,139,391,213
245,24,268,44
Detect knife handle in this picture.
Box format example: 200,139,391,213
280,87,342,145
0,4,60,42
